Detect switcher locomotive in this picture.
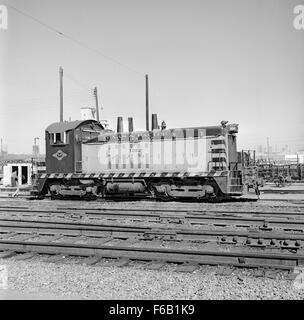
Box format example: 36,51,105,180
33,118,255,201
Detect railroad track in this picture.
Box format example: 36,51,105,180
1,197,304,213
1,205,304,271
261,189,304,194
1,195,304,207
0,235,303,271
1,216,304,250
0,203,303,217
0,207,304,232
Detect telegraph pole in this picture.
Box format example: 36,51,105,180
59,67,64,122
297,153,301,180
34,137,40,162
145,74,149,131
94,87,100,122
267,137,270,163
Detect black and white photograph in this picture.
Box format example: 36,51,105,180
0,0,304,304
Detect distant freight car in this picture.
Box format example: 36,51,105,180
33,120,257,201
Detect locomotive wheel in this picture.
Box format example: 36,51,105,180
154,188,174,201
155,192,174,202
149,183,174,201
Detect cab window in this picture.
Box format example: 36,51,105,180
50,132,69,145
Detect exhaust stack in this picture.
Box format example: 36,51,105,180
128,117,134,132
152,114,159,130
117,117,124,133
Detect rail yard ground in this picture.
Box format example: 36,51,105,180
1,256,304,300
0,184,304,300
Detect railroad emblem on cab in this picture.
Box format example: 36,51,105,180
52,150,67,161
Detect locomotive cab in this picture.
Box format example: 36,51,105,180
45,120,104,174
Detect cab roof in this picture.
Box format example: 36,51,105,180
46,120,104,133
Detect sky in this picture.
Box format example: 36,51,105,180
0,0,304,154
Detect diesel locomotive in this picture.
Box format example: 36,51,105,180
33,118,257,201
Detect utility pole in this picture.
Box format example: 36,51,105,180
267,137,270,163
145,74,149,131
59,67,63,122
297,153,301,180
33,137,40,163
93,87,100,122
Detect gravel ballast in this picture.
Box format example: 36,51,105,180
1,196,304,300
1,256,304,300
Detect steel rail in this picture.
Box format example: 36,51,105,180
65,207,304,217
1,208,304,233
0,206,303,218
1,218,304,248
0,238,303,270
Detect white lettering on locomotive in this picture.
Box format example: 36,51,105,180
85,128,210,173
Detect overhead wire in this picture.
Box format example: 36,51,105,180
3,2,141,121
64,71,103,111
64,71,92,92
4,2,145,77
